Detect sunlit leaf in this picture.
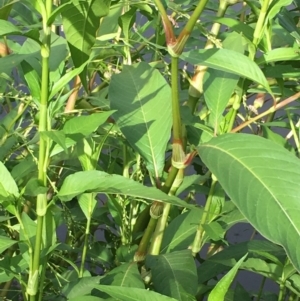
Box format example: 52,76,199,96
198,133,300,272
146,250,197,300
208,254,247,301
109,62,172,178
57,170,195,209
181,49,271,93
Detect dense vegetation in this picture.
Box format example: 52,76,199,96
0,0,300,300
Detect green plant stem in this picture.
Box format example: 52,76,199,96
29,1,52,299
278,282,286,301
148,169,184,255
79,213,92,276
287,110,300,151
187,0,229,111
256,276,266,301
134,217,158,261
171,56,181,141
252,0,271,52
154,17,162,61
178,0,210,41
191,178,217,256
231,91,300,133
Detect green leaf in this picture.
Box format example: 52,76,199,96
198,133,300,272
49,62,88,99
93,285,178,301
118,8,136,41
261,125,295,153
161,209,202,253
61,0,111,90
208,254,247,301
181,49,271,94
21,60,41,101
267,0,293,20
78,193,97,219
278,7,300,43
0,161,18,196
256,48,300,65
146,250,197,300
57,170,194,209
0,236,17,253
63,275,102,298
69,297,105,301
204,33,243,129
0,0,19,20
63,111,114,137
109,62,172,177
40,130,68,153
0,19,21,35
100,262,144,288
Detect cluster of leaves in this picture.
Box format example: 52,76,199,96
0,0,300,300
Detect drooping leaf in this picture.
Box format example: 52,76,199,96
0,236,17,253
57,170,194,209
146,250,197,300
256,48,300,65
109,62,172,178
160,208,202,253
100,262,144,288
0,19,21,35
92,285,178,301
203,33,243,129
181,49,271,93
198,133,300,272
63,111,114,137
21,60,41,101
208,254,247,301
61,0,111,90
62,275,102,298
0,0,19,20
0,161,19,196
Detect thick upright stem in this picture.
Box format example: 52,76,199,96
28,1,52,299
191,178,217,256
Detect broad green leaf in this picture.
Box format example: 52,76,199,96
0,19,21,35
232,283,252,301
146,250,197,300
0,0,19,20
160,208,202,253
216,201,247,230
198,133,300,272
256,48,300,64
278,7,300,43
78,193,97,219
100,262,144,288
49,61,87,99
69,297,105,301
181,49,271,93
0,236,17,253
0,161,18,196
267,0,293,20
21,60,41,101
41,130,68,153
61,0,111,90
118,8,136,41
57,170,194,209
63,111,114,137
204,33,243,129
261,125,295,153
109,62,172,177
93,285,178,301
63,275,102,298
208,254,247,301
0,53,34,74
